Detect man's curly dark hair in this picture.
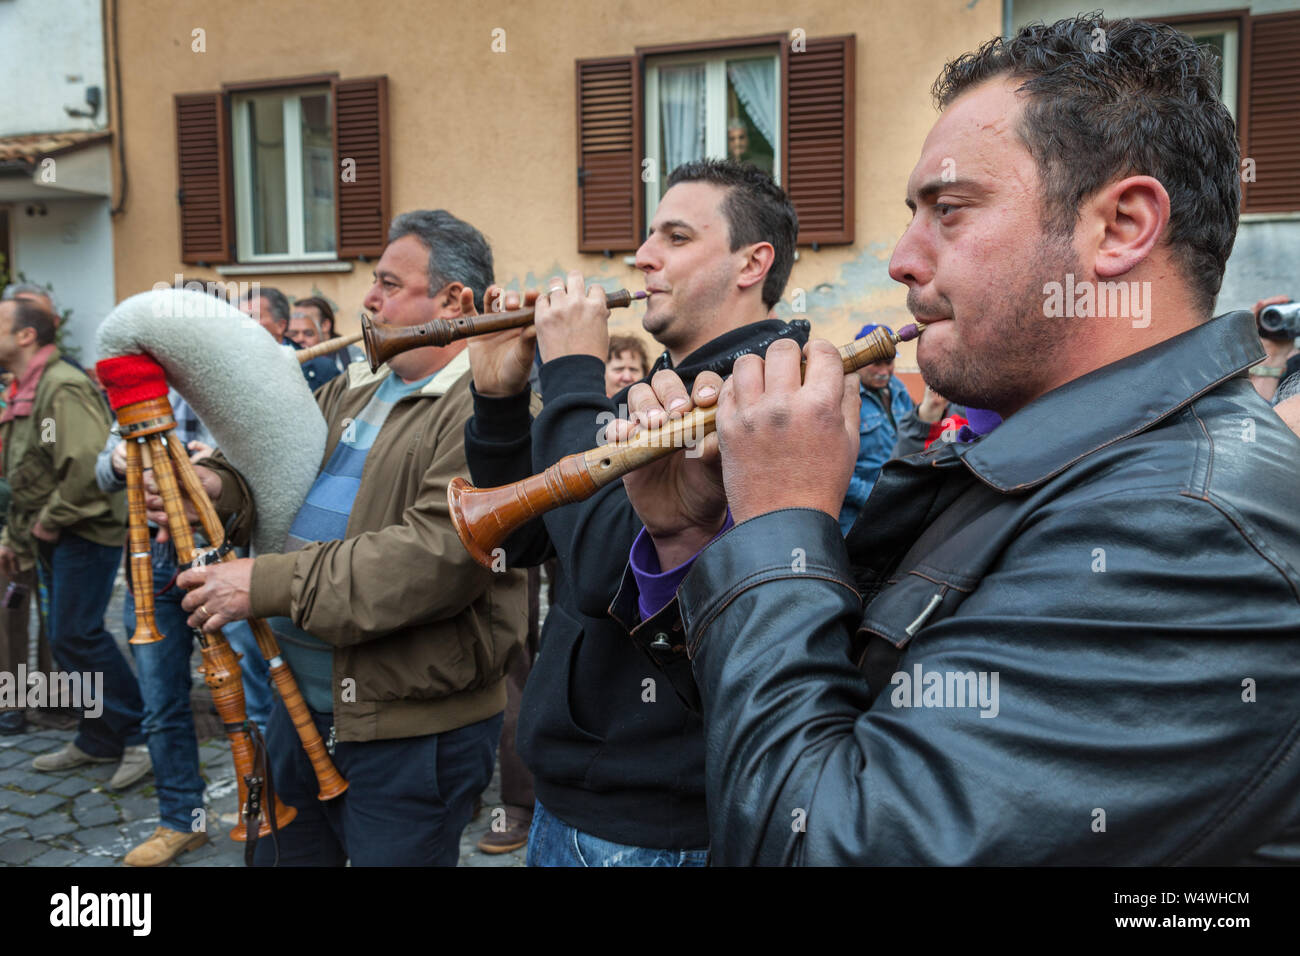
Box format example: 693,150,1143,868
933,13,1239,314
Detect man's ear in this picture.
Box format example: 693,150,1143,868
736,242,776,295
1088,175,1170,280
439,282,466,315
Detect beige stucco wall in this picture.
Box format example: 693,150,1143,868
110,0,1002,374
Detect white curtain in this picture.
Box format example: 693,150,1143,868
660,64,706,172
727,59,776,147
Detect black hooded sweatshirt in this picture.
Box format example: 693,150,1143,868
463,318,809,848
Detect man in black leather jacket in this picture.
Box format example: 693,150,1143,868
613,16,1300,864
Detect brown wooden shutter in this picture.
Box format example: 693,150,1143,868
783,35,855,245
1242,12,1300,213
174,93,232,264
576,57,642,253
334,76,390,259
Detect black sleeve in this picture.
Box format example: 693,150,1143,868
530,354,645,620
462,383,555,567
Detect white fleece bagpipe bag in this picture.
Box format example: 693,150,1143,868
96,288,327,555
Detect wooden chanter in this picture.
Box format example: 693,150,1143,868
361,287,648,372
448,324,923,567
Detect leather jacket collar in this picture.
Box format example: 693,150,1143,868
957,310,1265,493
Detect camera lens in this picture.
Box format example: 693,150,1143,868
1260,302,1300,336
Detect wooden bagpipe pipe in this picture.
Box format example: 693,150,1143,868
95,289,348,860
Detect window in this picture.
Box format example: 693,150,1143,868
1158,10,1300,214
174,75,389,266
575,34,854,253
643,48,780,224
1180,20,1239,121
231,87,336,261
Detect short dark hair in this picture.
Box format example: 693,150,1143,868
608,334,650,372
294,295,336,331
244,286,290,325
665,159,798,309
387,210,494,311
10,299,57,347
933,14,1239,314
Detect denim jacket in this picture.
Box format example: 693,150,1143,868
839,376,915,534
617,311,1300,865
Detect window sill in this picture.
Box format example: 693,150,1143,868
1240,212,1300,223
216,261,354,276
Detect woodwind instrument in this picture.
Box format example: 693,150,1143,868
164,442,347,805
448,323,923,567
96,353,347,848
361,287,649,372
296,330,363,363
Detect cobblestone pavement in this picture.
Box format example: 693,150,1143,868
0,571,526,868
0,728,525,867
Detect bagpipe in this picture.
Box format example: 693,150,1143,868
94,289,349,863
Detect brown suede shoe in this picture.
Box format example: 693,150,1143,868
476,807,532,854
123,826,209,867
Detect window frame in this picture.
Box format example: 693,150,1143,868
635,33,788,238
1156,10,1247,124
229,84,337,264
642,44,782,224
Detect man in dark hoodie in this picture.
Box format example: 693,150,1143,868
462,159,806,864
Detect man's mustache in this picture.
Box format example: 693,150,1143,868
907,290,952,322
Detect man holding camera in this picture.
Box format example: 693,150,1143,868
1249,295,1300,403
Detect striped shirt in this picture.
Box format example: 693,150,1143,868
272,371,433,712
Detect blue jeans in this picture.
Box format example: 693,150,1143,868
125,541,273,831
125,542,204,832
36,533,144,758
526,801,709,867
253,699,502,866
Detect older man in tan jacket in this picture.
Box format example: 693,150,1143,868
157,211,529,866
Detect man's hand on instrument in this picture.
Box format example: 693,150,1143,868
614,369,728,569
463,285,538,398
717,338,860,525
30,521,60,544
534,270,610,364
0,546,19,579
186,440,215,463
144,465,222,544
177,558,254,632
110,439,128,478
